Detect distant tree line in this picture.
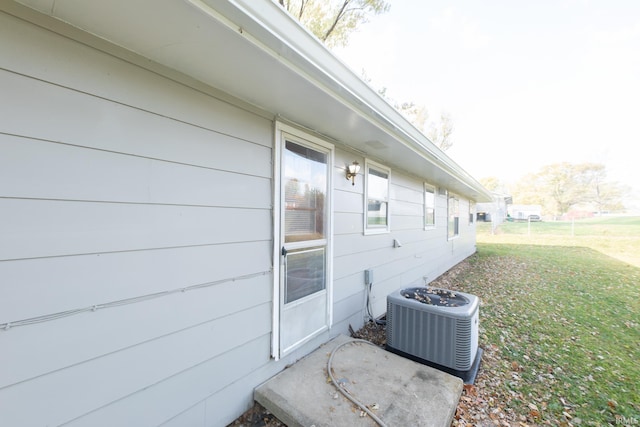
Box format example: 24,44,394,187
481,162,628,217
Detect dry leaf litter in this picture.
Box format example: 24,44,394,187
229,254,614,427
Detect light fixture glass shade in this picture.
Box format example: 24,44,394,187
346,161,360,185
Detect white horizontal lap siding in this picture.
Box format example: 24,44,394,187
1,198,271,260
0,132,271,206
87,335,272,427
0,304,273,427
451,198,478,262
0,248,273,387
389,175,424,234
0,242,271,324
0,11,274,427
0,70,272,177
331,149,478,323
0,12,270,148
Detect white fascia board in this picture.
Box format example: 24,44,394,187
8,0,490,202
198,0,415,142
215,0,491,202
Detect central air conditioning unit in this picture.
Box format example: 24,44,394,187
386,287,481,381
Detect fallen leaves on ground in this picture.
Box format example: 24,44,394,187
231,246,640,426
228,403,285,427
356,249,639,426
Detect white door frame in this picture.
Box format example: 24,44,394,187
271,121,334,360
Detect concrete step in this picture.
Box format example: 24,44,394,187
255,335,463,427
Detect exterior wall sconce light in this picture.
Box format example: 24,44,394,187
346,161,360,186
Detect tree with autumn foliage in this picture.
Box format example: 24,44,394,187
479,176,509,194
511,162,625,217
278,0,457,152
367,79,456,152
277,0,390,48
396,102,454,151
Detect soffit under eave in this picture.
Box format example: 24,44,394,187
9,0,490,201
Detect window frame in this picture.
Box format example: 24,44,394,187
364,159,391,235
469,201,475,226
424,182,436,230
447,191,460,240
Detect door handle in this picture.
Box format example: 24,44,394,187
281,247,288,257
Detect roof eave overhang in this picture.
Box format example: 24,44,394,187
215,0,491,202
10,0,492,202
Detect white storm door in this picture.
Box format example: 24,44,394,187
278,134,332,356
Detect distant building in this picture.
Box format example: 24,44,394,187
476,193,512,229
508,204,542,221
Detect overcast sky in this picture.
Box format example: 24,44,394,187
333,0,639,207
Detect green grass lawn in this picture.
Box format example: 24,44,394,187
455,217,640,425
477,216,640,268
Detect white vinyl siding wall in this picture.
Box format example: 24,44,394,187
332,150,478,323
0,7,480,427
0,11,312,427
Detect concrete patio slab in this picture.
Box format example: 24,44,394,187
255,335,463,427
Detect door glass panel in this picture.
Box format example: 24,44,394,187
285,247,326,303
284,141,327,243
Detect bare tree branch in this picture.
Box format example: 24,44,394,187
323,0,351,42
298,0,306,19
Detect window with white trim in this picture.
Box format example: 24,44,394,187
447,192,459,239
365,160,390,234
424,183,436,229
469,202,475,225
